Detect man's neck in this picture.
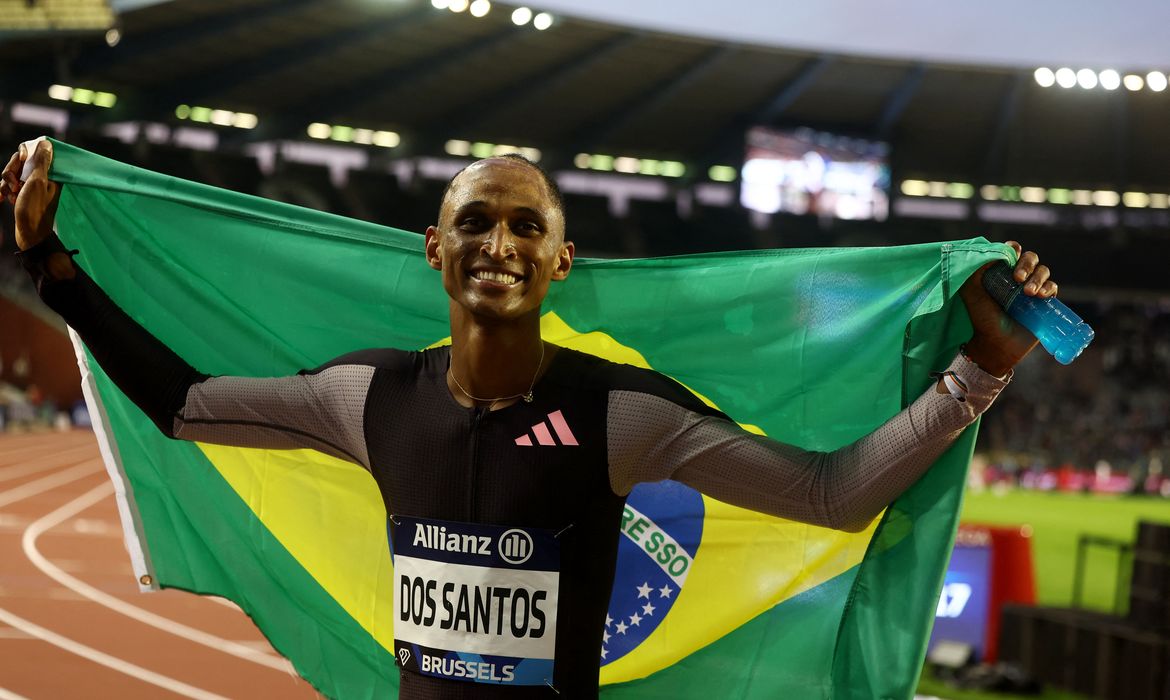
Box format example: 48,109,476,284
447,308,547,408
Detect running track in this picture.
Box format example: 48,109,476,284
0,429,321,699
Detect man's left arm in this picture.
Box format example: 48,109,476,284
608,242,1054,532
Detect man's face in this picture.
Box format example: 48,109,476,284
425,159,573,322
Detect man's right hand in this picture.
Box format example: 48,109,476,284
2,139,61,251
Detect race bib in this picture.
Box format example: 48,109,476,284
391,515,561,686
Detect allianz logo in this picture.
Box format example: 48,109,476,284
411,523,534,565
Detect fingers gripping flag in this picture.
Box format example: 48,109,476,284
42,138,1010,699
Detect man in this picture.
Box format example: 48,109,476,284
4,140,1055,698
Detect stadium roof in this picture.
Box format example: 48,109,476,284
1,0,1168,190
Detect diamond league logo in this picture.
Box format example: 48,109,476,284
601,480,704,665
398,647,411,666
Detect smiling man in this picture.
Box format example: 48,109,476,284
4,142,1057,699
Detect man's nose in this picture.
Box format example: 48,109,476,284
481,225,516,259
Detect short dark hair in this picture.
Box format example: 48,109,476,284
438,154,565,225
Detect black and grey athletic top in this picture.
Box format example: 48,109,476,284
22,237,1009,699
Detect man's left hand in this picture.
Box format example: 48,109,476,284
958,241,1057,377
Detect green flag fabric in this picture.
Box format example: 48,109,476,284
44,138,1010,699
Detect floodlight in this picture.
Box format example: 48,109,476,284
511,7,532,25
1076,69,1097,89
1147,72,1168,92
1033,67,1055,87
533,12,553,30
1123,74,1144,91
1054,68,1076,88
1098,70,1120,90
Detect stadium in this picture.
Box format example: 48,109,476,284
1,1,1169,698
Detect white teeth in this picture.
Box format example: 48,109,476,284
473,270,520,284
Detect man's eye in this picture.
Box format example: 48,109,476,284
515,221,541,234
459,218,484,229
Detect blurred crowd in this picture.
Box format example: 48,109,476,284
975,300,1170,497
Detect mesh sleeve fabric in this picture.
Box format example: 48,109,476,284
607,353,1008,532
176,365,375,469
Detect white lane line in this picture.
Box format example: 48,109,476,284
0,445,96,483
24,481,292,673
0,605,228,700
0,686,31,700
0,480,228,699
0,460,103,510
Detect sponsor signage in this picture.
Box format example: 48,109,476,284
391,515,560,686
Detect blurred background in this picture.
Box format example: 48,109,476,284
1,1,1168,698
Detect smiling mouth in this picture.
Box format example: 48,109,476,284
470,269,522,285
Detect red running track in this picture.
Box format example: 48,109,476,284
0,429,323,699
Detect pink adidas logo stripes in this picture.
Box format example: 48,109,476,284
515,410,579,447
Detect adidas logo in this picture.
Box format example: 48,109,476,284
515,409,579,447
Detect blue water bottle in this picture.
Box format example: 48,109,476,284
981,261,1094,364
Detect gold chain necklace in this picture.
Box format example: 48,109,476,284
448,342,545,408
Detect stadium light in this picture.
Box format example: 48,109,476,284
589,154,614,171
1150,194,1169,209
71,88,94,105
1033,67,1055,87
307,122,331,139
899,180,928,196
210,109,233,126
533,11,553,30
979,185,999,201
1020,186,1047,203
511,6,532,25
372,131,400,148
1123,74,1144,91
189,106,212,123
232,113,258,129
613,156,639,174
1123,192,1150,208
1099,69,1121,90
946,182,974,199
1092,190,1120,207
431,0,449,8
1071,189,1093,206
1076,69,1097,90
352,128,374,145
48,84,72,101
659,161,685,177
1147,72,1168,92
927,181,946,197
708,165,737,182
469,0,490,18
573,153,590,168
1054,68,1077,88
105,28,121,47
446,139,472,156
1047,188,1071,204
448,0,469,12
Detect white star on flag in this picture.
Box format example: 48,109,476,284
615,621,628,635
606,614,613,627
603,630,611,643
636,582,652,599
642,601,656,616
659,584,673,598
601,647,608,659
629,612,642,627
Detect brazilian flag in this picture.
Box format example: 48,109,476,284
44,139,1009,699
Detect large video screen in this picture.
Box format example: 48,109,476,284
740,126,890,221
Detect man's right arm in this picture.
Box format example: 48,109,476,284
6,142,374,469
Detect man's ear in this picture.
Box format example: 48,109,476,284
551,241,574,281
424,226,442,271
